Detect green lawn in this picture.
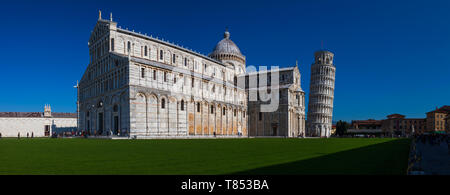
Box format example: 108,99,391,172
0,138,411,175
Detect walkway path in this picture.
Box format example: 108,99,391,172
415,140,450,175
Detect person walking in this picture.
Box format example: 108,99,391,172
18,132,20,139
31,132,34,138
447,141,450,155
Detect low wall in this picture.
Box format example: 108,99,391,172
0,117,76,137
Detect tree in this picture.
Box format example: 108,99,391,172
336,120,350,137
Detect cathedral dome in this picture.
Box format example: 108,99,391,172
209,30,246,64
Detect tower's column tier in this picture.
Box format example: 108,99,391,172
306,51,336,137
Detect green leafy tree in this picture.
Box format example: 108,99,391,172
336,120,350,136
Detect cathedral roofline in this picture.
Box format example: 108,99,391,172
246,84,304,93
116,28,227,67
246,84,295,91
245,66,297,76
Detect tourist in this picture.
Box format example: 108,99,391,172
18,132,20,139
27,132,29,138
0,132,2,138
31,132,34,138
447,142,450,155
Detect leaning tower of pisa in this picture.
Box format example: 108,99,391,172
306,50,336,137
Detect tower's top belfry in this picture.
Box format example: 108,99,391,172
314,50,334,66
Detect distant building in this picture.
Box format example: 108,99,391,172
347,119,383,134
347,115,426,136
0,105,77,137
351,119,382,130
346,105,450,136
426,106,450,132
381,114,426,136
331,124,337,135
446,115,450,132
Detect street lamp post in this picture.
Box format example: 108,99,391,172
74,81,80,133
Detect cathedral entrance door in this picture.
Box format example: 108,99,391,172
272,126,278,136
98,113,104,135
113,116,119,135
45,125,50,137
87,120,90,133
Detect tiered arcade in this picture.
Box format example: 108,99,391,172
306,50,336,137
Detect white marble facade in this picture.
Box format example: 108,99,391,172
306,51,336,137
0,105,77,137
78,14,247,138
244,67,306,137
78,13,332,138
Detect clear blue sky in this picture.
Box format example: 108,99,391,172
0,0,449,122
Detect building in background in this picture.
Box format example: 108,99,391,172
381,114,426,136
244,66,306,137
446,115,450,132
384,106,450,135
0,105,77,137
348,119,382,132
426,106,450,132
306,50,336,137
331,124,337,135
351,119,382,130
350,106,450,137
346,119,382,136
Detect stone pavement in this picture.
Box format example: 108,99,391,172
415,141,450,175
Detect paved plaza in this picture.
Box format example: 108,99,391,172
415,139,450,175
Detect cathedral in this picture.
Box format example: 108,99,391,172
78,12,335,138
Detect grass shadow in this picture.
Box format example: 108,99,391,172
232,139,411,175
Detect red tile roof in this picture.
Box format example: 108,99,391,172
387,114,406,119
427,105,450,114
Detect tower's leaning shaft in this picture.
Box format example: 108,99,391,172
306,51,336,137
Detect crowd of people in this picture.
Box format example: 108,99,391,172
49,129,129,139
0,132,36,139
0,130,130,139
414,133,450,154
408,133,450,175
